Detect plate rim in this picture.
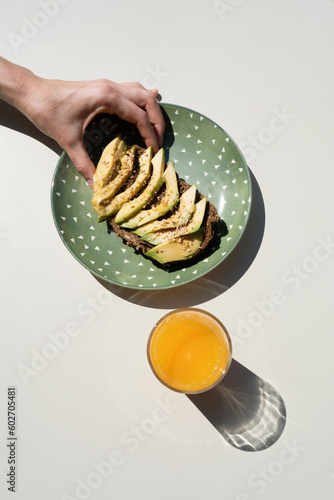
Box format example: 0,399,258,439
50,103,252,290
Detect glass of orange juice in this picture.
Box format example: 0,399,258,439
147,308,232,394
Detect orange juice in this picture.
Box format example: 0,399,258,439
147,308,232,394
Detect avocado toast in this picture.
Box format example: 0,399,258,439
92,136,219,265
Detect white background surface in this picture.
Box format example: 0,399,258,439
1,1,334,499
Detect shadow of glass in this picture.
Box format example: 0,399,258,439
188,359,286,451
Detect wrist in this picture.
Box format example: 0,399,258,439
0,57,42,116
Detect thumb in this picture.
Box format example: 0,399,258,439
66,144,95,189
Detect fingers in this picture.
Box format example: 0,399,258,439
66,143,95,189
112,95,161,152
108,82,165,148
90,84,162,152
144,95,165,147
59,79,166,185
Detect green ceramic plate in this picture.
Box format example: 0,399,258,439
51,104,251,290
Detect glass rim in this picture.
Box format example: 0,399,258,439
147,307,233,395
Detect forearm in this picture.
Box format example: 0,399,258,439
0,57,164,185
0,57,40,115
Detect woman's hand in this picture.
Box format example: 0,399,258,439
0,58,165,188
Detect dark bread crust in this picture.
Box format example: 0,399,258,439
107,178,219,264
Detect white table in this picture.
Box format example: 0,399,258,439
1,1,333,499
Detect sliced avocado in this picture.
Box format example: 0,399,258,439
146,228,205,264
92,146,136,217
95,147,153,219
93,136,126,191
120,162,179,229
133,184,197,237
115,148,165,224
142,197,207,245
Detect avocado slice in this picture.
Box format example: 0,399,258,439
146,228,205,264
133,183,197,237
120,162,179,229
92,146,136,217
96,146,153,219
142,197,207,245
93,136,126,191
115,148,165,224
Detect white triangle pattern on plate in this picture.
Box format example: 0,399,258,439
52,105,250,290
